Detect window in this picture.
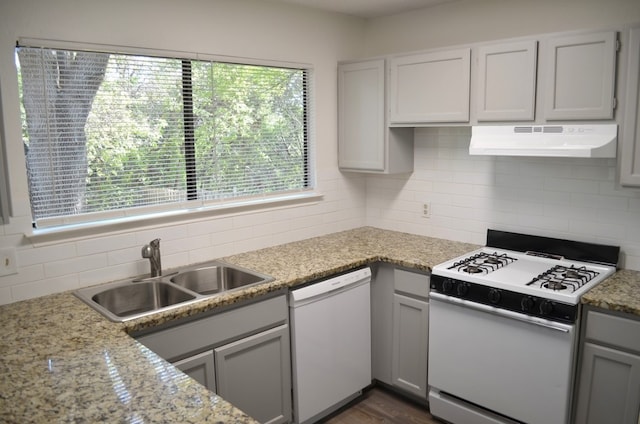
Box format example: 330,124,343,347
16,44,312,229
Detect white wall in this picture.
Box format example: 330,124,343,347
362,0,640,271
0,0,367,304
363,0,640,56
366,128,640,270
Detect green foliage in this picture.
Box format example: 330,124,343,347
82,54,306,213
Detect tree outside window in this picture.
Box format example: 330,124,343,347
17,46,309,227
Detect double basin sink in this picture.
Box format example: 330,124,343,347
74,261,273,322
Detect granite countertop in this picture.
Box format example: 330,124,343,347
0,227,478,423
581,268,640,316
3,226,638,423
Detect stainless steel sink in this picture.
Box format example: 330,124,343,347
170,264,265,295
74,261,273,322
92,281,195,318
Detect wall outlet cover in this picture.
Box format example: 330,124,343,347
0,247,18,276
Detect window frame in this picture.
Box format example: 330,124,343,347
15,38,319,238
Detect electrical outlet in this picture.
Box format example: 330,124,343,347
0,248,18,277
422,202,431,218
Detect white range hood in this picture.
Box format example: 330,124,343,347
469,124,617,158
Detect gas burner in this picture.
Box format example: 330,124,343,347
528,265,599,292
483,257,502,265
543,281,568,291
448,252,517,275
463,265,484,274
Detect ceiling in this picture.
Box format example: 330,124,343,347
267,0,458,18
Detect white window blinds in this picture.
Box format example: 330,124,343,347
16,45,311,228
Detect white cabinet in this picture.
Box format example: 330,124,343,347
575,307,640,424
620,26,640,186
338,59,413,174
135,295,292,424
389,48,471,124
475,40,538,121
215,325,291,424
543,31,618,120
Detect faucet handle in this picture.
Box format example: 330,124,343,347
141,239,160,259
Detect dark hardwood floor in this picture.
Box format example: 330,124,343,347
322,387,444,424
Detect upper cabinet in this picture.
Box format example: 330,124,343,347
338,59,413,174
543,31,618,120
389,48,471,124
620,26,640,187
474,31,618,123
476,40,538,122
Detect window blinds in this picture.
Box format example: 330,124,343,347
16,46,311,228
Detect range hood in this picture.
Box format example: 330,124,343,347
469,124,617,158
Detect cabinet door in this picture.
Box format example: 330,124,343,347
544,31,617,120
389,48,471,124
215,325,291,424
173,350,216,393
338,60,386,171
621,26,640,186
476,40,537,121
391,293,429,399
575,343,640,424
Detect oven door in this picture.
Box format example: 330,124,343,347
428,292,576,424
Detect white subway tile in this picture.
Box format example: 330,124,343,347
0,287,12,306
17,243,77,267
11,275,80,302
76,233,138,256
45,253,108,278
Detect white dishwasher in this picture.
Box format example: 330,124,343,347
289,267,372,424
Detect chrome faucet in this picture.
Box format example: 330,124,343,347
141,238,162,278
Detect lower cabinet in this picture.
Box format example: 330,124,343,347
135,295,292,424
215,325,291,424
174,350,217,393
392,293,429,398
574,307,640,424
371,263,430,401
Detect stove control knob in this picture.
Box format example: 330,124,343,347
539,300,554,315
442,279,454,293
521,296,535,312
456,282,469,296
488,289,501,304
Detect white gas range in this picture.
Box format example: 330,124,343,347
431,246,616,322
428,230,619,424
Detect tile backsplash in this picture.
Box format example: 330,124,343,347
0,172,366,305
365,127,640,270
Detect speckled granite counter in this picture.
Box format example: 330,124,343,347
582,269,640,316
0,227,478,423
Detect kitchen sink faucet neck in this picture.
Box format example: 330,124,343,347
142,238,162,278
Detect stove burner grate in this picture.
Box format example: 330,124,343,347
527,265,599,292
448,252,517,275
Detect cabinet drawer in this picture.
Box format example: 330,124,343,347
585,309,640,353
137,295,287,361
394,268,429,299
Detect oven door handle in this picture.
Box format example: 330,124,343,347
429,292,572,333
